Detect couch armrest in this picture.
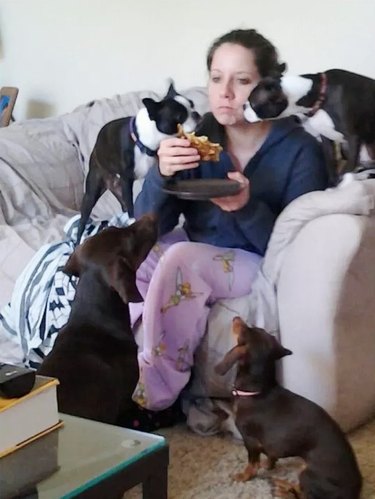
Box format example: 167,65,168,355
278,213,375,430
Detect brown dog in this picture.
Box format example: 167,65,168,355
38,214,158,424
215,317,362,499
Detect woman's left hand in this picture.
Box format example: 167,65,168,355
210,171,250,211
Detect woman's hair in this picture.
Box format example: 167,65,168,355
206,29,285,78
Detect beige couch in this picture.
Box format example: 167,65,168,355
188,178,375,433
1,87,375,433
278,211,375,430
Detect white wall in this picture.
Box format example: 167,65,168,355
1,0,374,120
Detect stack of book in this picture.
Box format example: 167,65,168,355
0,375,62,497
0,374,62,458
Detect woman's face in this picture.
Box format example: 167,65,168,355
208,42,261,126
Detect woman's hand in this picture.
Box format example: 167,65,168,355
158,137,201,177
210,171,250,211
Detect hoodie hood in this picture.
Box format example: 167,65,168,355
260,116,303,152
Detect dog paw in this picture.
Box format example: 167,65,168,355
232,468,257,482
232,472,251,482
273,478,300,498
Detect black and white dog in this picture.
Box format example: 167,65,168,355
244,69,375,176
76,82,200,244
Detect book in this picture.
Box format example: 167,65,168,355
0,425,59,498
0,375,62,458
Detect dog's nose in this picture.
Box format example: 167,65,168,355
243,102,261,123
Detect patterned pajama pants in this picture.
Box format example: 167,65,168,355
130,229,262,411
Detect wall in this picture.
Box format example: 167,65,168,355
0,0,374,120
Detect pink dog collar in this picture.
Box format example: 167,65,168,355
232,388,260,397
307,72,327,117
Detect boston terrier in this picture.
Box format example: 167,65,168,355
76,81,200,244
244,69,375,176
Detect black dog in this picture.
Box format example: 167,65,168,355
245,69,375,174
76,82,200,244
215,317,362,499
38,215,158,424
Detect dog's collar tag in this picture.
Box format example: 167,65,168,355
232,388,261,397
129,117,157,157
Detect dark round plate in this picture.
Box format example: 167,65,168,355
162,179,242,200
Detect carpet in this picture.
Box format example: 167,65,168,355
124,417,375,498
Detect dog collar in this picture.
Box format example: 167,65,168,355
232,388,261,397
129,117,157,157
307,72,327,117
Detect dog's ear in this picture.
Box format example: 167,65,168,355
215,345,247,375
142,97,160,121
64,251,81,277
165,79,177,99
106,256,143,304
273,340,293,360
278,62,287,75
267,62,287,79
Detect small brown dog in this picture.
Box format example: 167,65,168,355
215,317,362,499
38,214,158,424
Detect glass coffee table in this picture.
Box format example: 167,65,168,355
1,413,169,498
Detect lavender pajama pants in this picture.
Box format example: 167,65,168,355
130,229,262,411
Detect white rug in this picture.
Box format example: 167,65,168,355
124,418,375,498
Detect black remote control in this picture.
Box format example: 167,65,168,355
0,363,36,398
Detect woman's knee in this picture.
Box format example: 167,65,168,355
160,241,201,267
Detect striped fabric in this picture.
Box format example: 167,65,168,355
0,212,132,367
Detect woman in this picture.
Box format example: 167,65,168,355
131,29,329,411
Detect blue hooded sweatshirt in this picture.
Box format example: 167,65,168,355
134,114,329,256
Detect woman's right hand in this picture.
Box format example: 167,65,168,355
158,138,201,177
